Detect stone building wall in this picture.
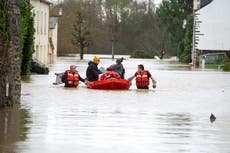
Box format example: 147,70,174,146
0,0,21,107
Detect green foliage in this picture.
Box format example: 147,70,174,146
0,0,10,43
156,0,193,63
204,57,230,71
131,50,153,58
20,0,35,76
223,57,230,71
205,63,223,69
58,0,166,56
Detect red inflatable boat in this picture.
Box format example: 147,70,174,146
86,71,131,90
86,78,131,90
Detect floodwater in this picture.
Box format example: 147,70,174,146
1,54,230,153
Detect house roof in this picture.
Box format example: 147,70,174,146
196,0,230,51
50,17,58,29
40,0,52,5
30,0,52,5
200,0,213,9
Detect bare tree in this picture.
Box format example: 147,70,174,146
72,11,90,60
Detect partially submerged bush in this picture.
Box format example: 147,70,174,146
223,57,230,71
130,50,153,58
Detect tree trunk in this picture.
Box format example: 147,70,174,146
80,45,84,60
0,0,21,107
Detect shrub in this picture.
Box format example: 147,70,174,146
130,50,153,58
223,57,230,71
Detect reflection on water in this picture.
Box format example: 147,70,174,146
156,113,192,144
1,55,230,153
0,106,30,152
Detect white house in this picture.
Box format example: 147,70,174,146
192,0,230,64
31,0,51,66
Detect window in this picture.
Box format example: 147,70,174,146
33,10,36,34
44,12,47,34
40,45,43,61
37,11,39,34
36,45,39,59
44,45,47,64
41,11,43,34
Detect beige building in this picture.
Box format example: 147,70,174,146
30,0,51,66
49,16,58,64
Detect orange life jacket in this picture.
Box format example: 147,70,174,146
100,71,121,80
66,70,79,87
135,70,149,87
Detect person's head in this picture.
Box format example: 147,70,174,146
116,57,124,64
70,65,77,72
137,64,144,71
93,56,100,64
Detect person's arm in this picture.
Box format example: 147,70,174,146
61,71,68,84
97,69,102,75
122,66,125,79
150,76,157,84
92,68,99,77
89,66,101,80
78,75,85,83
106,67,112,71
128,72,136,81
148,71,157,88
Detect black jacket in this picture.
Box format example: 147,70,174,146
86,61,101,81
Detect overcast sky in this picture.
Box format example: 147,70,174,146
154,0,162,4
137,0,162,4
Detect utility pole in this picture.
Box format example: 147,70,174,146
111,38,114,60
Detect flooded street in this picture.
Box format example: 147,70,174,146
1,55,230,153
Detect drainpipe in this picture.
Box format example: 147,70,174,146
192,10,196,66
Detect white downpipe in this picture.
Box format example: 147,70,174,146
6,76,9,97
201,57,205,69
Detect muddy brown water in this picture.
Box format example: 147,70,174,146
1,55,230,153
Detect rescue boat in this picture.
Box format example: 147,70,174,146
86,78,131,90
86,71,130,90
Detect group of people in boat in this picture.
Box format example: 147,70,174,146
61,56,157,89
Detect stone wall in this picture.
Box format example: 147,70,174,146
0,0,21,107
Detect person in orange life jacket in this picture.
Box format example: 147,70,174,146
128,64,157,89
62,65,85,87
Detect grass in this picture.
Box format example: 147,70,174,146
205,63,224,69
